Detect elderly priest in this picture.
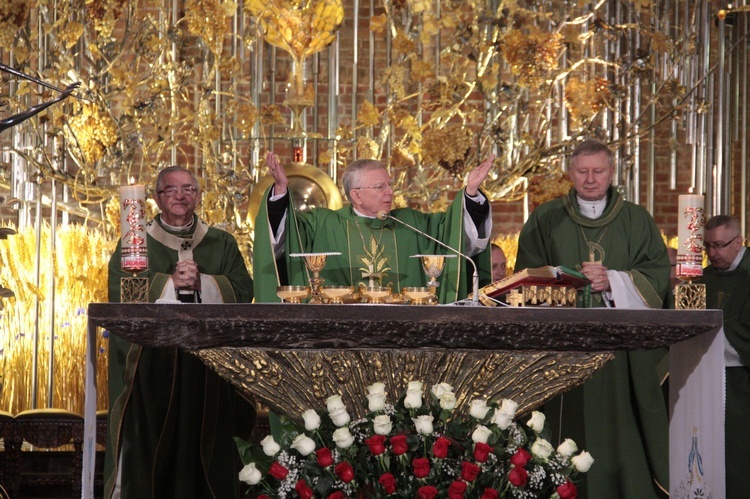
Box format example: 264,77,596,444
253,151,495,304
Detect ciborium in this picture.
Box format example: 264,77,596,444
358,283,392,304
319,286,355,304
290,252,341,304
276,285,311,304
402,286,437,305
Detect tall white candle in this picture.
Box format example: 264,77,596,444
676,194,705,278
119,184,148,272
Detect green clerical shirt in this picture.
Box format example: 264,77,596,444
105,215,254,499
254,187,492,304
515,186,670,499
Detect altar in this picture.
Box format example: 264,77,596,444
82,303,723,498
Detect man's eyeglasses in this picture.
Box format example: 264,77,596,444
157,185,199,197
352,182,394,192
703,235,739,251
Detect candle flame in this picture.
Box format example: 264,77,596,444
129,176,136,185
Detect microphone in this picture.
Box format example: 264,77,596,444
376,211,480,306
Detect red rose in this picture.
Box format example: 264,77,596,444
510,448,532,468
481,488,498,499
508,466,529,487
268,461,289,480
295,480,314,499
448,480,467,498
390,434,409,455
366,434,387,456
474,442,493,463
379,472,397,494
556,480,578,498
258,496,272,499
335,461,355,483
327,492,345,499
460,461,481,482
316,447,334,467
412,457,431,478
432,436,451,458
417,485,439,499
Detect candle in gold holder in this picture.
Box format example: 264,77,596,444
675,193,706,310
676,194,705,279
119,184,148,272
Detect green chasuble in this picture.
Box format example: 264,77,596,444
515,187,670,499
702,248,750,499
253,187,492,304
104,215,254,499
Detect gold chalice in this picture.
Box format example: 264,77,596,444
358,283,392,304
402,286,437,305
276,285,311,303
319,286,355,304
290,252,341,304
413,254,457,288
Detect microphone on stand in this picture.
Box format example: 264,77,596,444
376,211,480,306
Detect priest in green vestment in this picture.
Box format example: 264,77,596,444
105,166,255,499
701,215,750,499
253,152,495,304
515,139,670,498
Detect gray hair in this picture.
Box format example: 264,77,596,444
155,166,200,193
705,214,741,234
341,159,387,202
570,139,614,169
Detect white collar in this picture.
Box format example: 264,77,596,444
576,195,607,219
726,246,747,272
159,215,195,232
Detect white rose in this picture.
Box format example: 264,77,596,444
291,434,316,456
490,398,518,430
431,382,454,398
329,407,351,427
499,399,519,418
471,424,493,444
439,392,457,411
367,382,386,395
572,451,595,472
404,386,423,409
327,394,346,412
407,380,423,392
412,414,434,435
491,411,513,430
260,435,280,456
332,427,355,449
527,411,546,433
469,399,491,419
557,438,578,457
238,463,262,485
367,392,387,412
531,438,554,460
373,414,393,435
302,409,321,431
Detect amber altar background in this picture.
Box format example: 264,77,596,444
1,0,749,415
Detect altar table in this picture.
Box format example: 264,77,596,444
82,303,723,499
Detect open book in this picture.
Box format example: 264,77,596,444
480,266,591,299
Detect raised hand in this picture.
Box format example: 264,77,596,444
466,153,496,196
266,151,288,196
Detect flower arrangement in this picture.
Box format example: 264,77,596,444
236,381,594,498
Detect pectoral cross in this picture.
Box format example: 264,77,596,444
587,242,605,264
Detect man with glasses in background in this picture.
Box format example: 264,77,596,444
701,214,750,498
254,152,495,303
105,166,254,498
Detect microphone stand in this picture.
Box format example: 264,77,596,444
378,212,480,306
